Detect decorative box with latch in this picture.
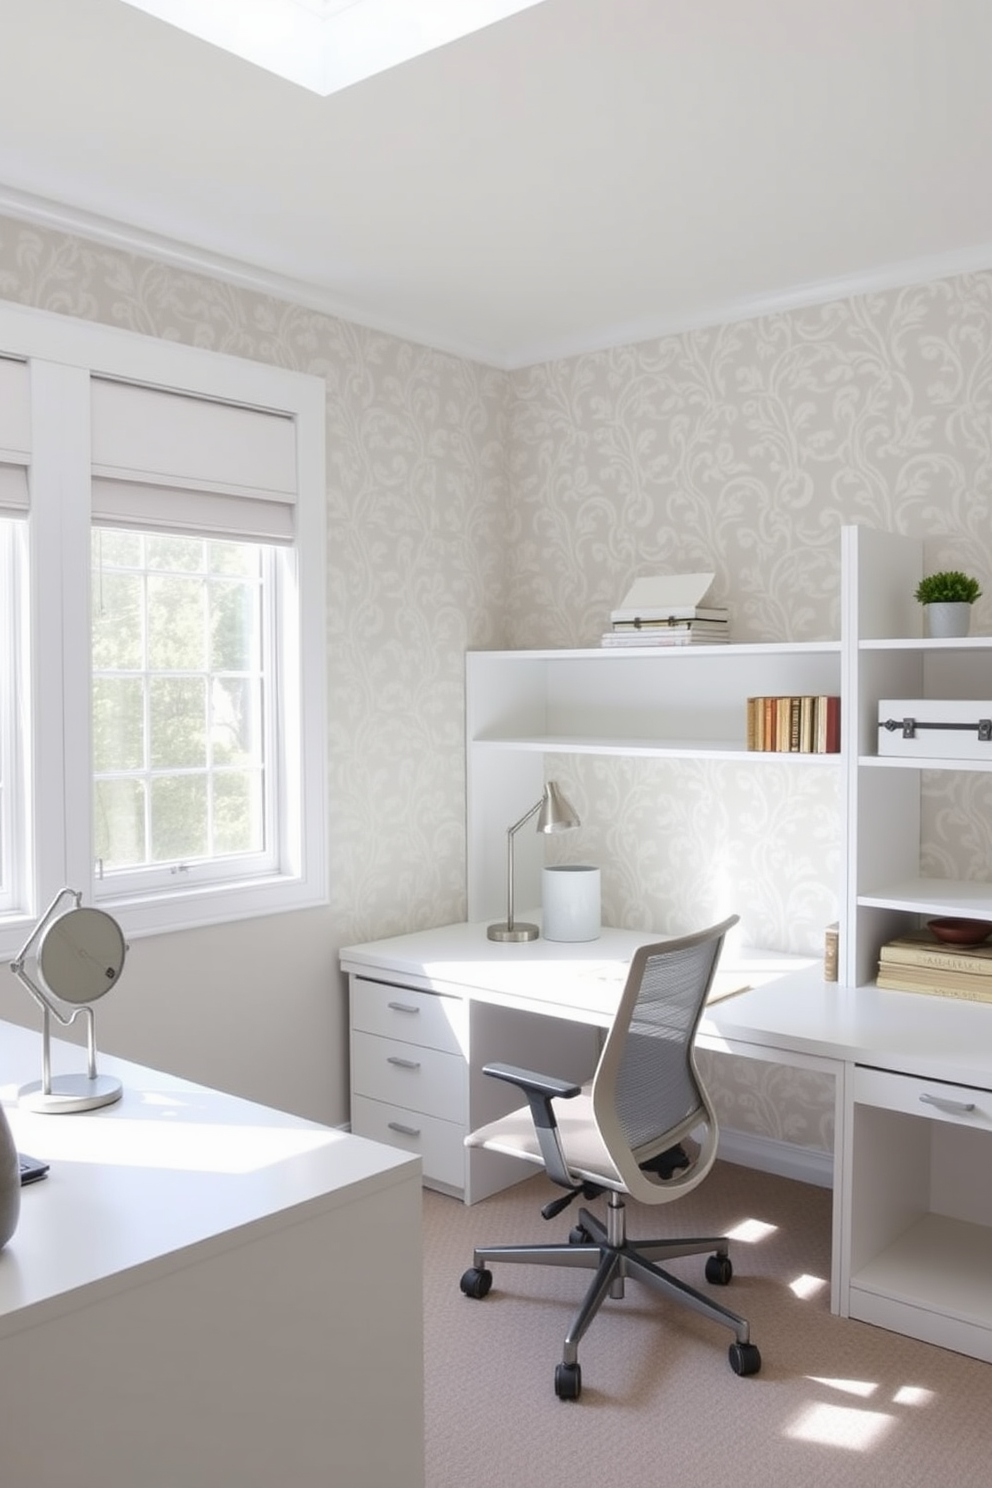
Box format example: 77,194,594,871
877,699,992,759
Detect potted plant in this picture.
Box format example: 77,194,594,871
914,570,982,637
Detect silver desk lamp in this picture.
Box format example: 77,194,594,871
487,780,580,943
10,887,126,1112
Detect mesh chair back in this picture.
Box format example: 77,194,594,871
591,916,738,1202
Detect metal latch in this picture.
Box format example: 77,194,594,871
880,717,992,740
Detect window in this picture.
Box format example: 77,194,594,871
0,305,326,957
92,529,274,892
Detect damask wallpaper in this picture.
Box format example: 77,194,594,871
1,212,989,1154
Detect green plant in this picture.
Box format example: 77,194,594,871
914,570,983,605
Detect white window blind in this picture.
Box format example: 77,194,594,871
90,378,298,542
0,356,30,516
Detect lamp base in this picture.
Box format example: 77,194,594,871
487,921,540,943
19,1074,123,1114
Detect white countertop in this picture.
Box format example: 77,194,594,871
0,1020,418,1338
341,919,992,1090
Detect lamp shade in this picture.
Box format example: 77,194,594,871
536,780,581,834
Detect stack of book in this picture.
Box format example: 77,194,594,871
602,613,729,647
877,930,992,1003
602,572,730,648
746,695,840,753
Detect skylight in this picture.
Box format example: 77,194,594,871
120,0,547,95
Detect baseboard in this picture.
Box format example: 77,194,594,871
717,1129,833,1189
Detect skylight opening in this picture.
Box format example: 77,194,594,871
120,0,548,95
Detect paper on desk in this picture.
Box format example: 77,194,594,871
566,962,749,1006
706,972,751,1003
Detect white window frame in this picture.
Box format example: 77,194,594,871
0,519,30,916
90,532,280,897
0,300,327,958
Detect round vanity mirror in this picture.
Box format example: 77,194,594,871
11,890,127,1114
38,906,126,1004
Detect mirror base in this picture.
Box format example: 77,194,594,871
19,1074,123,1114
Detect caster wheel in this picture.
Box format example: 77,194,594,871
460,1266,493,1299
728,1341,761,1377
705,1253,733,1285
569,1225,591,1245
554,1361,582,1400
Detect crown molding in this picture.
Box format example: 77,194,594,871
508,242,992,370
0,184,498,369
3,183,992,374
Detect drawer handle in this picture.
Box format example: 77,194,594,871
387,1121,422,1137
387,1056,421,1070
387,1001,420,1014
919,1092,976,1115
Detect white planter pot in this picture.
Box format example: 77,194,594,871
924,602,971,638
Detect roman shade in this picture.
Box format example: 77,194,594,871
90,378,298,543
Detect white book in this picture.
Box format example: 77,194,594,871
610,571,727,624
601,631,730,647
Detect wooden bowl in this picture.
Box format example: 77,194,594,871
927,917,992,946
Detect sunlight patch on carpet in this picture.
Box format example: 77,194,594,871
790,1272,828,1299
726,1216,777,1243
892,1385,935,1407
785,1402,893,1450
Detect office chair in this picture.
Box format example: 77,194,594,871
459,915,760,1399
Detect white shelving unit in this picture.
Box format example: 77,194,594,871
463,524,992,1361
845,524,992,986
842,525,992,1357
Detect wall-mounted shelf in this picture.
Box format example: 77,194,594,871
466,640,843,920
472,736,843,762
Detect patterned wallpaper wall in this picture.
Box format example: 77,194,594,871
2,213,990,1153
505,279,992,1150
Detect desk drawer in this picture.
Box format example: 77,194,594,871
351,1094,465,1190
854,1066,992,1130
351,1030,465,1121
350,977,466,1055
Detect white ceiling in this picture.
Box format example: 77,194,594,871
2,0,992,369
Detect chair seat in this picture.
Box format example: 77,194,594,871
467,1086,624,1191
467,1089,704,1194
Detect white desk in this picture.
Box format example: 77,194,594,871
342,920,992,1364
0,1020,424,1488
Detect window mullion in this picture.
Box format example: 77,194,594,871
29,359,93,908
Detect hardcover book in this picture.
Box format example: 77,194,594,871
879,930,992,975
601,629,729,647
876,970,992,1004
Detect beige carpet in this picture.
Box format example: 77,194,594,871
423,1161,989,1488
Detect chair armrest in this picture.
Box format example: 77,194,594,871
481,1063,581,1104
481,1063,581,1190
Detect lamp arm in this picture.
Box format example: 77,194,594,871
9,886,81,972
504,798,543,933
9,959,88,1033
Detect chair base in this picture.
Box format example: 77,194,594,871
462,1192,760,1397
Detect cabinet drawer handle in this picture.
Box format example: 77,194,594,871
919,1092,976,1115
387,1056,421,1070
387,1001,420,1014
387,1121,422,1137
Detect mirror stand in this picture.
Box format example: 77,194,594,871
10,888,126,1114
